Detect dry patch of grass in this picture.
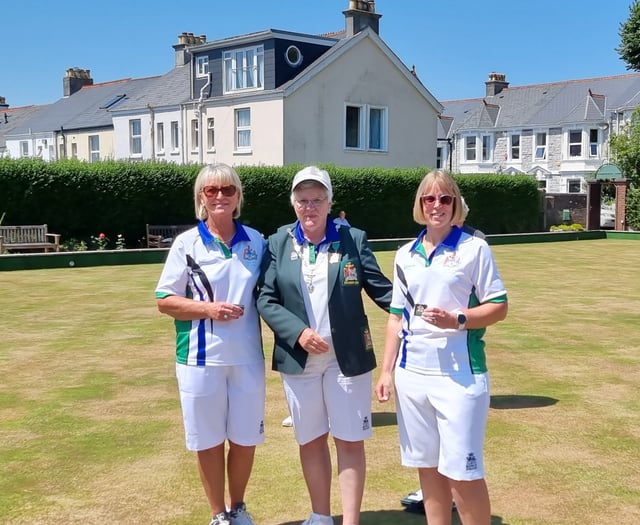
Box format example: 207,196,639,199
1,239,639,524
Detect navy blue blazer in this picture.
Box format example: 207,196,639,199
257,221,392,377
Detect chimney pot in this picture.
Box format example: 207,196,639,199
485,72,509,96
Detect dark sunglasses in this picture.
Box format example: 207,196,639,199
421,194,454,206
202,185,237,198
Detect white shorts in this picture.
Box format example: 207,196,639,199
176,361,265,451
282,350,373,445
394,366,489,481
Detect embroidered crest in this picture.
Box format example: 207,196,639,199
363,327,374,351
443,249,461,267
243,245,258,261
341,261,359,285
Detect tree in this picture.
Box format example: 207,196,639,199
609,107,640,187
617,1,640,70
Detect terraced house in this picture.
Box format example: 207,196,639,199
437,72,640,193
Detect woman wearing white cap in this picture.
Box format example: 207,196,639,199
258,166,392,525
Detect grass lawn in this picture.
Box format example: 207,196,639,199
1,239,639,525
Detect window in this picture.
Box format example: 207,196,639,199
568,179,581,193
368,107,387,151
130,119,142,155
569,130,582,157
510,134,520,160
190,119,199,151
285,45,303,67
170,121,179,151
590,128,598,156
344,104,388,151
20,141,28,157
465,136,476,161
156,122,164,152
235,108,251,150
207,117,215,150
71,142,78,159
481,135,491,161
224,45,264,92
535,132,547,159
196,56,209,77
436,147,443,169
345,105,363,149
89,135,100,162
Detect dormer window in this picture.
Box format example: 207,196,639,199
224,45,264,93
196,56,209,78
285,45,303,67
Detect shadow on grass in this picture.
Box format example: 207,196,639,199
276,509,511,524
490,394,558,409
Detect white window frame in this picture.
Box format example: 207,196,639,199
89,135,100,162
344,103,388,152
534,132,547,160
190,118,199,152
20,141,29,157
170,121,179,152
568,178,582,193
156,122,164,153
207,117,215,151
568,129,582,158
71,142,78,159
481,134,492,162
129,119,142,156
509,133,520,160
196,56,209,78
464,136,477,161
235,108,251,152
436,146,443,169
224,45,264,93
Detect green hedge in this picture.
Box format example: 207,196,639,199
0,159,540,246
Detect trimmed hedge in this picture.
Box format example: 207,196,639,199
0,159,540,246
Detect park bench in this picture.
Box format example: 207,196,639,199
146,223,194,248
0,224,61,253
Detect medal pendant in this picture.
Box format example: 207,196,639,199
307,283,315,293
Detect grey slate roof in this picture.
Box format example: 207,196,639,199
0,104,50,148
111,64,191,112
440,73,640,136
9,75,159,135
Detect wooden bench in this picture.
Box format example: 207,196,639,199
0,224,61,253
146,224,194,248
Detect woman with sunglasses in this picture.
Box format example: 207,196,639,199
375,170,508,525
257,166,392,525
155,163,266,525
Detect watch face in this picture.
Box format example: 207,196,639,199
457,313,467,325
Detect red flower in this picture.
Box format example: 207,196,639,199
99,233,105,239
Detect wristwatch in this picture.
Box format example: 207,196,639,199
454,311,467,330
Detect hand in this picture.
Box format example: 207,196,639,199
422,307,453,329
375,372,393,402
298,328,329,354
211,302,244,321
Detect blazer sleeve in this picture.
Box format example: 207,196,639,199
257,229,309,350
347,228,393,312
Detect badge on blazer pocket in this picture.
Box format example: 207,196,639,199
340,260,360,286
362,324,374,351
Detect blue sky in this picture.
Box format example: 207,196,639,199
2,0,634,108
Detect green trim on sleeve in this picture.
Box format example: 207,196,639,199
488,294,508,303
155,291,172,299
390,306,404,315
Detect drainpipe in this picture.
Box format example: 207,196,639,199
196,72,212,165
448,138,453,172
148,104,155,159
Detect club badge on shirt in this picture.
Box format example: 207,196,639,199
243,245,258,261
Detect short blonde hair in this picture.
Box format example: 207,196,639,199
412,170,466,226
193,163,243,220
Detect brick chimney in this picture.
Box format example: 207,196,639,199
63,68,93,97
0,96,8,109
173,32,207,67
485,72,509,97
344,0,382,37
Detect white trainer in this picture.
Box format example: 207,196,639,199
229,503,256,525
300,512,334,525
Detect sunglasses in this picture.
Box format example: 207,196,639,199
421,194,454,206
202,185,237,198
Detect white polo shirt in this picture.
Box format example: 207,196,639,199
390,226,507,376
155,220,266,367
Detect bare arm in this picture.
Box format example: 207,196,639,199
156,295,244,322
375,312,403,402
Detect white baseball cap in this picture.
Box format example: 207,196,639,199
291,166,333,202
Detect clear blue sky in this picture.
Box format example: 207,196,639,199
1,0,633,108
